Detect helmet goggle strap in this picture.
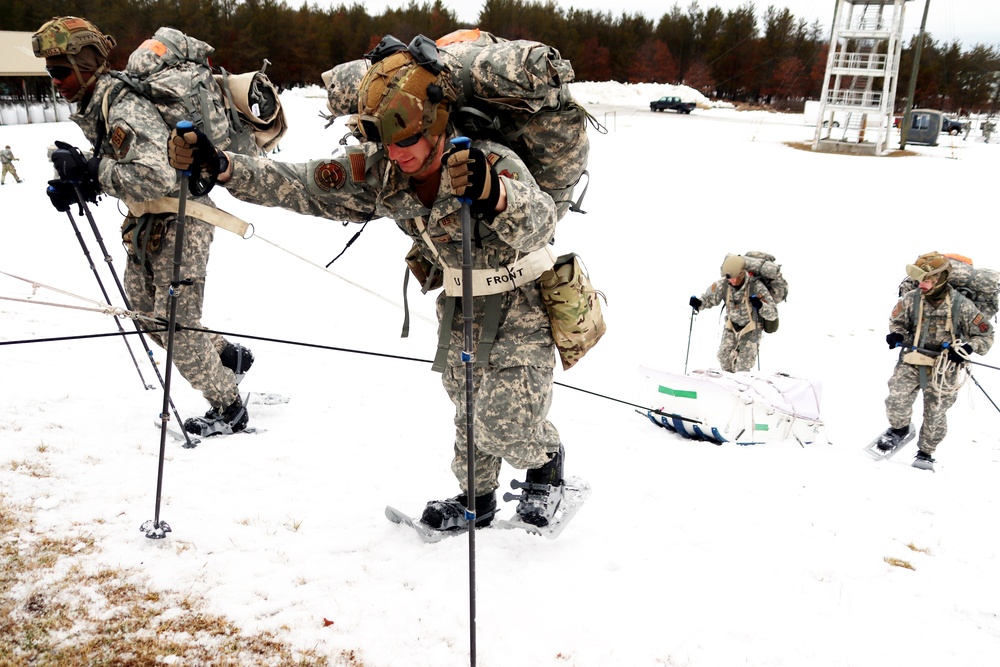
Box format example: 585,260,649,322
907,262,946,283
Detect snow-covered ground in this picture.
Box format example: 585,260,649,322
2,81,999,666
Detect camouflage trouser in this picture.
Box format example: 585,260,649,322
717,326,760,373
1,163,19,183
443,364,561,497
885,361,959,455
124,214,237,410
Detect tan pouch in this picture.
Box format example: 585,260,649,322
404,241,442,292
539,253,607,371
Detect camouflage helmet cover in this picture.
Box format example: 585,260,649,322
356,49,456,145
32,16,116,61
721,254,746,279
907,251,950,283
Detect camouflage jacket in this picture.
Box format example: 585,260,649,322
0,149,13,164
225,135,559,367
890,286,994,356
699,275,778,328
72,73,211,208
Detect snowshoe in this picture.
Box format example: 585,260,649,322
184,396,248,436
866,423,915,460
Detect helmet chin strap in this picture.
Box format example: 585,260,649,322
66,58,106,104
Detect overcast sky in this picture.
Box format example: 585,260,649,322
322,1,998,47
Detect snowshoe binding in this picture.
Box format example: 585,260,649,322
866,423,915,460
912,450,936,471
512,445,565,527
420,491,497,531
184,396,248,437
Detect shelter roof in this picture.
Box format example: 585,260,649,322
0,31,48,77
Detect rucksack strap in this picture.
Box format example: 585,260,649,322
431,293,504,373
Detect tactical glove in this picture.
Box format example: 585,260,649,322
946,342,973,364
169,125,228,196
689,296,703,311
886,332,904,349
749,295,763,310
444,146,501,216
51,142,98,184
46,179,76,213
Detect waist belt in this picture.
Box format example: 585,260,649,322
726,318,756,337
439,246,556,297
126,197,250,237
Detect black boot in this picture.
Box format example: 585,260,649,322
421,491,497,531
912,449,936,471
220,342,254,384
517,445,565,527
184,396,248,436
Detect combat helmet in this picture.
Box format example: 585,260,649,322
32,17,116,101
721,254,746,280
356,34,457,146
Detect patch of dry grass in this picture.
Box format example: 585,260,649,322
883,556,915,570
0,494,360,666
784,140,918,157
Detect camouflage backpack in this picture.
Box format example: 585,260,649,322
106,27,286,157
323,28,598,220
898,253,1000,320
742,251,788,304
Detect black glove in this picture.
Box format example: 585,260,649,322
50,142,101,203
46,179,76,212
749,295,763,310
444,146,501,216
169,125,227,196
689,296,703,311
886,332,904,349
946,342,973,364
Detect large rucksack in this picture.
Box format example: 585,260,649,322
742,251,788,303
898,253,1000,319
106,27,286,157
322,28,597,220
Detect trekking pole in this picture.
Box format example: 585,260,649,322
969,372,1000,414
752,299,762,371
684,306,696,375
451,136,478,667
142,121,197,539
59,199,150,389
67,181,199,449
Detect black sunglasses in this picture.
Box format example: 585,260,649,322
392,134,421,148
46,66,73,80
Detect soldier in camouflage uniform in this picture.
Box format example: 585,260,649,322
1,145,23,184
33,17,254,436
689,254,779,372
170,37,567,530
877,252,994,470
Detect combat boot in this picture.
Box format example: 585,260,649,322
876,425,909,452
516,445,565,527
421,491,497,531
912,450,936,471
184,396,248,436
220,342,254,384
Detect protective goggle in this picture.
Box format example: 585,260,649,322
359,114,422,147
46,65,73,80
905,264,928,281
365,34,444,75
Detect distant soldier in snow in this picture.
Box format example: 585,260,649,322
689,254,778,372
168,36,571,531
33,16,254,436
876,252,994,471
1,145,23,184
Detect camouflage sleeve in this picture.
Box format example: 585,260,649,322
700,280,727,309
958,297,994,355
888,296,913,340
476,141,556,253
749,277,779,321
98,91,178,202
225,148,381,223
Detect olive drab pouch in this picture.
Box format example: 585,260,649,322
539,253,606,371
121,214,167,264
763,317,779,334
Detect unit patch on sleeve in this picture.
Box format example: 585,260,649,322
109,125,131,160
314,161,347,191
